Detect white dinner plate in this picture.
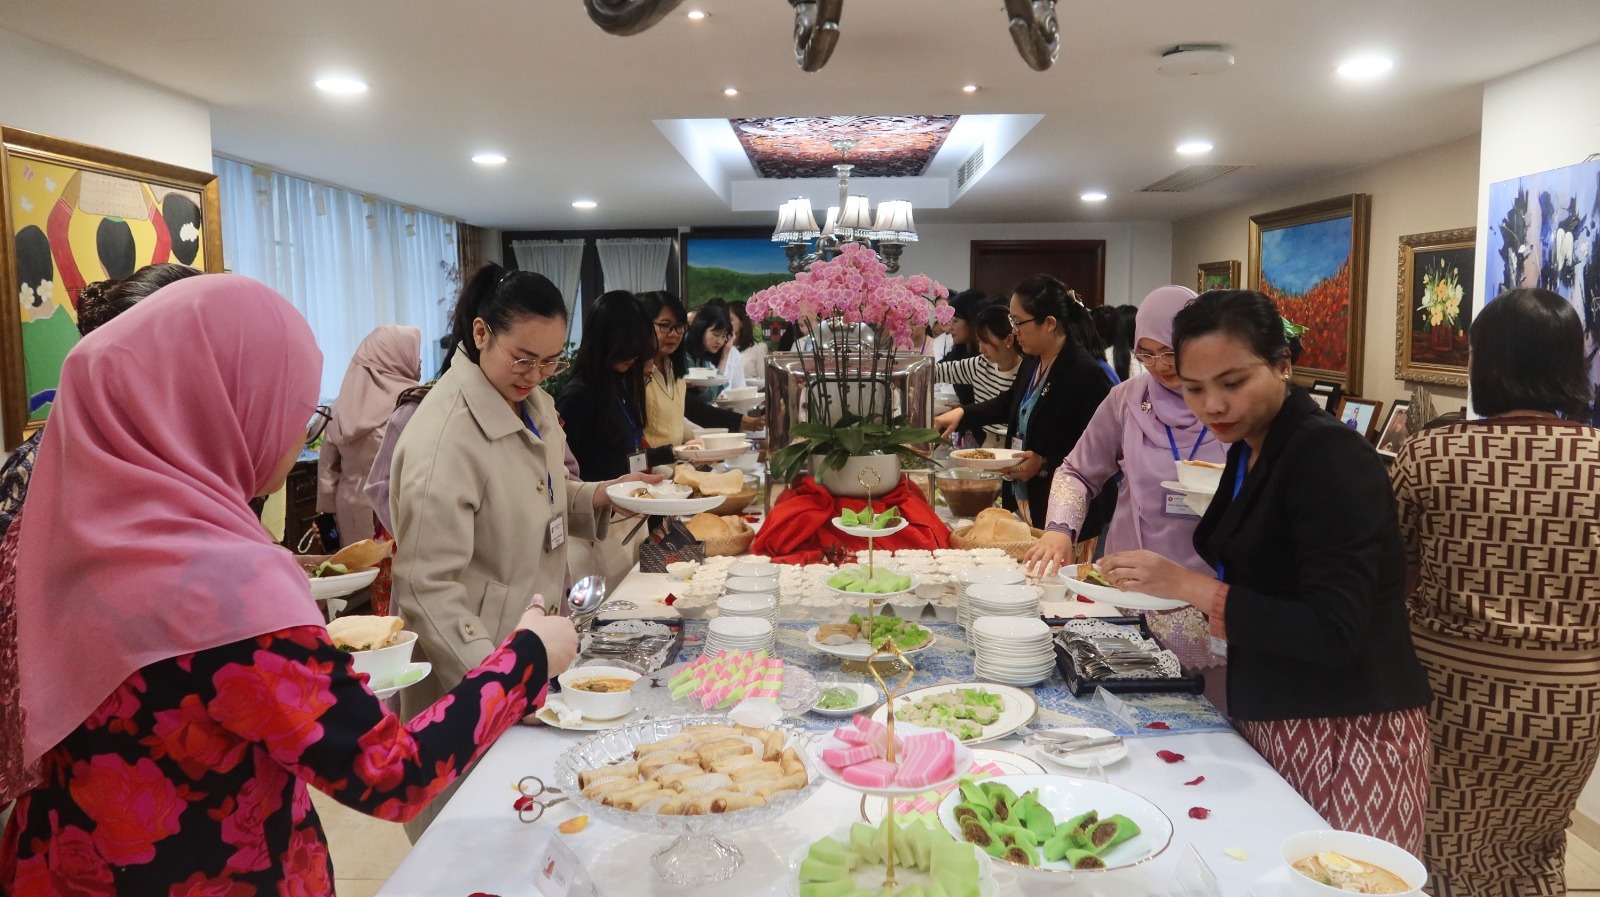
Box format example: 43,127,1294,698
830,516,911,539
1060,573,1189,611
870,682,1037,746
371,661,431,700
948,448,1023,471
1030,726,1130,770
807,622,935,660
809,723,975,797
535,699,647,732
309,567,380,600
674,443,751,463
937,774,1174,879
683,374,729,389
604,481,724,516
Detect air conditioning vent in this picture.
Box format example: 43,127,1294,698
956,144,985,189
1136,164,1249,193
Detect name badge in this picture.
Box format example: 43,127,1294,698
1164,493,1201,518
547,515,566,550
1008,436,1024,452
628,452,647,474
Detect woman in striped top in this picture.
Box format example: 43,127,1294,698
937,304,1022,447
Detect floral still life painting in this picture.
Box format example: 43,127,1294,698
1395,229,1474,386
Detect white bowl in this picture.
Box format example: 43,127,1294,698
701,433,749,450
696,427,730,436
666,561,700,580
729,562,781,578
687,367,718,378
309,567,381,600
557,665,642,721
1280,830,1426,896
1175,459,1225,493
348,630,417,683
723,385,759,400
647,482,693,499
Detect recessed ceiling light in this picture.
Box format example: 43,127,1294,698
471,152,507,166
314,77,368,95
1080,191,1108,203
686,9,707,20
724,87,739,97
1176,141,1213,155
1337,55,1394,80
572,200,598,210
962,84,979,93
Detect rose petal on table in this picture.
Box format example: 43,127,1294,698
513,796,535,812
1183,775,1205,786
1156,750,1185,763
1223,848,1249,861
1188,806,1211,820
1075,595,1094,603
664,593,678,606
1145,721,1171,730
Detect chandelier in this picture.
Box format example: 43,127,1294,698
583,0,1060,72
770,139,917,275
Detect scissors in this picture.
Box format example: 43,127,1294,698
514,775,568,824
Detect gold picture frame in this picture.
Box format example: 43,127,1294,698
1395,227,1474,387
1197,259,1240,292
1249,194,1371,395
0,127,222,448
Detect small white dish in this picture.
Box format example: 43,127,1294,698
557,665,642,721
701,432,751,451
811,681,879,717
370,661,431,700
674,443,751,463
646,482,693,499
723,385,760,400
1030,726,1129,769
536,697,646,732
349,630,418,682
310,567,380,600
729,561,780,578
948,448,1023,471
1059,573,1188,611
606,481,723,516
809,723,976,796
725,575,780,594
830,516,911,539
665,561,700,580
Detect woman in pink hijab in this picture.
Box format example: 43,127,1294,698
1023,285,1230,706
0,275,575,895
318,325,422,547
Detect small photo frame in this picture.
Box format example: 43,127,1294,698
1375,399,1413,458
1308,379,1342,414
1197,259,1240,292
1335,396,1384,442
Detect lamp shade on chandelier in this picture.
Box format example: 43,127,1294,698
770,139,918,274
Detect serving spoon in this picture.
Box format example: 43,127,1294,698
565,575,608,633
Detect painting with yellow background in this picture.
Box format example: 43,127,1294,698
10,155,206,423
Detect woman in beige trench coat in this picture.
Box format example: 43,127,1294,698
389,266,657,838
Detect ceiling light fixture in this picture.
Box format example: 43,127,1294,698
1337,55,1394,80
686,9,707,20
724,87,739,97
572,200,598,209
772,138,917,274
1176,141,1213,155
962,84,979,93
471,153,507,165
1080,191,1108,203
314,77,368,95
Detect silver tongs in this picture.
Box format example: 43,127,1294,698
1024,730,1125,755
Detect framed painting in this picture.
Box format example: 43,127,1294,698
1375,399,1412,458
1249,194,1371,395
1335,396,1383,442
1395,228,1474,387
0,127,221,448
680,228,794,312
1308,378,1342,414
1482,157,1600,426
1197,259,1240,292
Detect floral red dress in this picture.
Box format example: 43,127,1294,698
0,624,546,896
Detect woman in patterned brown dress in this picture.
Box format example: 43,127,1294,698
1393,288,1600,897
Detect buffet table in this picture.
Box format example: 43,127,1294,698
377,569,1329,896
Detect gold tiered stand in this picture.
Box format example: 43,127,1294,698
839,467,907,676
865,633,917,888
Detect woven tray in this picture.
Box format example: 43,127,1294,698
699,516,756,557
949,523,1042,560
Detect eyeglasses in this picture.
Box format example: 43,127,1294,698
305,406,331,448
1133,349,1178,367
1007,314,1037,328
509,355,570,376
653,320,688,335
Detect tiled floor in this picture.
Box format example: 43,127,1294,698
314,791,1600,896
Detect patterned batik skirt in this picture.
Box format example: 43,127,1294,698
1410,625,1600,897
1234,706,1430,858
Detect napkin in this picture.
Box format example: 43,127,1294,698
727,697,782,728
537,695,585,728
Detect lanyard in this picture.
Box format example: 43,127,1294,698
1213,443,1251,582
1164,425,1210,462
518,405,556,505
617,397,642,449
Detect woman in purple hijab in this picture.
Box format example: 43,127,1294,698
1024,285,1229,704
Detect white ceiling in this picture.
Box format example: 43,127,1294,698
5,1,1600,229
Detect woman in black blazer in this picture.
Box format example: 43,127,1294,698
557,290,673,480
935,275,1113,528
1097,290,1431,855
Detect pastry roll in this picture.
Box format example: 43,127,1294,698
634,735,693,758
780,748,804,777
581,778,639,800
698,739,753,762
729,762,785,783
578,763,638,790
753,772,808,799
640,752,703,778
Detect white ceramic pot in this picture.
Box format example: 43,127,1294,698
811,453,901,498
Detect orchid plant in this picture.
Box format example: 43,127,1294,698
749,242,952,483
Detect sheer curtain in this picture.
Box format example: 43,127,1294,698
215,157,457,396
596,238,672,293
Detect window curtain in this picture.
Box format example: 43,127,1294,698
511,239,584,315
596,238,673,293
215,156,457,395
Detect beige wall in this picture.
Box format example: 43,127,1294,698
1170,136,1481,414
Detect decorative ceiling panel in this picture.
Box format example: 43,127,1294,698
731,115,958,179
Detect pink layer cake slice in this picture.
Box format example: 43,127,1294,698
840,758,898,789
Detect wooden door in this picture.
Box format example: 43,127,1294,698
970,240,1107,306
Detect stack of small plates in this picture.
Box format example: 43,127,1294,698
969,616,1055,686
964,583,1041,625
954,568,1027,629
702,615,775,658
715,592,778,627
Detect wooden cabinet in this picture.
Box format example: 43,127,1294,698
283,458,323,553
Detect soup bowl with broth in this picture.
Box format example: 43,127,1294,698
1280,830,1425,896
557,666,642,721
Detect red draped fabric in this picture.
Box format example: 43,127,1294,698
752,475,950,565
